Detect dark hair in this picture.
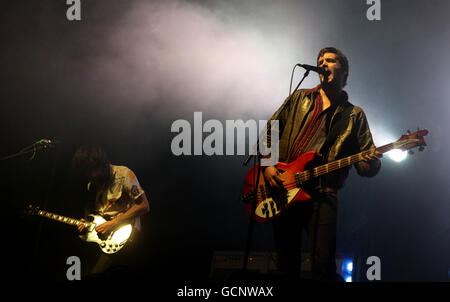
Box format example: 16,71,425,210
72,145,112,188
317,47,349,86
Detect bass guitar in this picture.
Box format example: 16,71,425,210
25,205,133,254
242,129,428,222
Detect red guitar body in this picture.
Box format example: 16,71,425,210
242,151,320,223
242,129,428,223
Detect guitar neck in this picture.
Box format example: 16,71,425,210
304,143,394,180
34,209,86,228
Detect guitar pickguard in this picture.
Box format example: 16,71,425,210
254,188,300,220
78,215,132,254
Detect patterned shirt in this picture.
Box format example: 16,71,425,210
88,165,145,230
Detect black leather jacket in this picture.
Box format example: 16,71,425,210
267,87,380,190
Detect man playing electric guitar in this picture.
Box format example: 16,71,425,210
263,47,381,281
72,145,150,278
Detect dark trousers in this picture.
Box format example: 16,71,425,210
272,193,338,281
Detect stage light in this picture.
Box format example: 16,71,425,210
372,131,409,163
342,260,353,273
387,149,407,162
339,259,354,282
346,261,353,272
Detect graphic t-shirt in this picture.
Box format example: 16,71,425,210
89,165,145,230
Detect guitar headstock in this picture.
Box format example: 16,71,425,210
393,129,429,154
24,204,39,216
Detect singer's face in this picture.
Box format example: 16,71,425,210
317,52,346,88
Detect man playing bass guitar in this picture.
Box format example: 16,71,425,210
263,47,381,281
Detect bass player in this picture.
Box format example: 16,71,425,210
263,47,381,281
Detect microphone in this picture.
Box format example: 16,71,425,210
34,138,59,146
297,63,328,75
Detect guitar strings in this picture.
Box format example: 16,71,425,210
246,147,391,201
247,139,427,203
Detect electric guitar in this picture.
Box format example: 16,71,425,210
242,129,428,222
25,205,133,254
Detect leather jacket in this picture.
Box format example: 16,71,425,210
267,87,380,190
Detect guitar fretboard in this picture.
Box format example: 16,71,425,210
35,210,87,227
298,143,394,182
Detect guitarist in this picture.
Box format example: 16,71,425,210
71,145,150,278
264,47,381,281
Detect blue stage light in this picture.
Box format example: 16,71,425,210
340,259,353,282
346,261,353,272
342,260,353,272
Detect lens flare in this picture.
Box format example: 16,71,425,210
387,149,407,162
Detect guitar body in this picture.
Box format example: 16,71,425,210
242,129,429,223
25,205,134,255
79,214,133,254
242,151,320,223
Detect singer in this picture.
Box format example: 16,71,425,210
263,47,382,281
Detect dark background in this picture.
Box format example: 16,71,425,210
1,0,449,284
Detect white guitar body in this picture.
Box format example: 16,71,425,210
25,205,134,255
79,214,133,254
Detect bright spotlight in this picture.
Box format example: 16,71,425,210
342,260,353,273
387,149,407,162
346,262,353,272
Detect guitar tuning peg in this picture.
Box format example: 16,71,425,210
418,146,424,152
408,150,414,155
407,129,411,134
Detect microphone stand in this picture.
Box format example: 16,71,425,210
1,140,56,161
1,139,58,278
241,69,311,273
